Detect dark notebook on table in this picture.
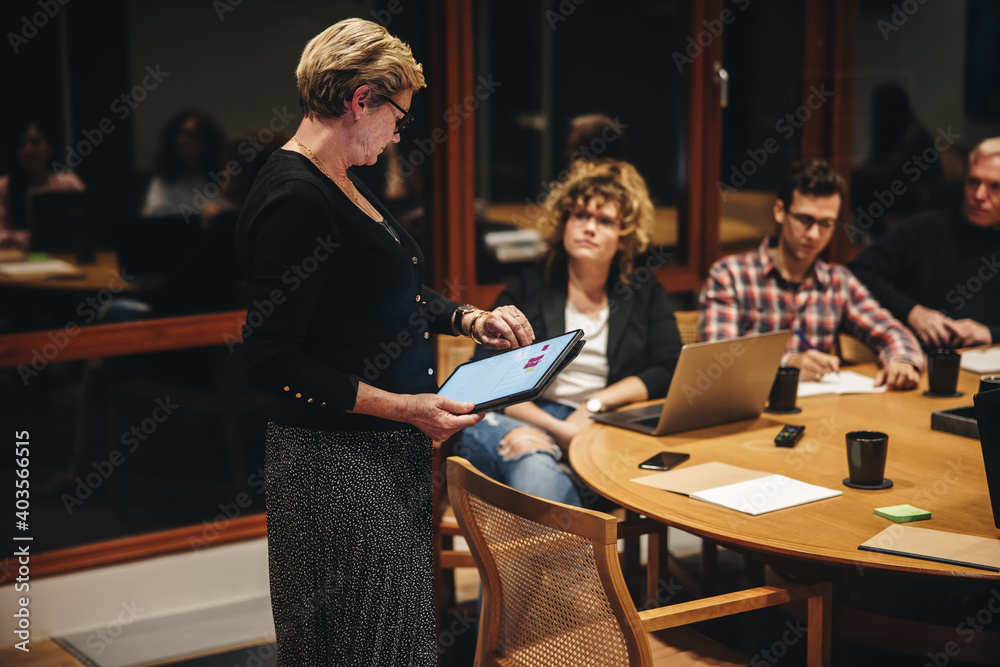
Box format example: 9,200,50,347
975,388,1000,529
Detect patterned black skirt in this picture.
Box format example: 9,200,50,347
264,422,435,666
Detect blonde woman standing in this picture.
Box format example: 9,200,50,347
235,19,532,665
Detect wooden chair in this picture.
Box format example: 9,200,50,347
673,310,700,346
447,456,832,666
431,335,672,627
433,335,480,637
837,332,878,365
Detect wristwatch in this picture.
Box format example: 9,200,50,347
586,397,607,414
452,304,477,335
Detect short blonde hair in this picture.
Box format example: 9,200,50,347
538,159,654,284
969,137,1000,165
296,18,426,119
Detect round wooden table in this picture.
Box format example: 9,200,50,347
570,359,1000,661
571,361,999,579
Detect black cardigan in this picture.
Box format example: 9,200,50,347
235,150,460,431
474,265,682,400
849,208,1000,343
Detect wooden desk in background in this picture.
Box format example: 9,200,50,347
570,360,1000,659
0,250,128,292
485,189,775,249
0,250,132,332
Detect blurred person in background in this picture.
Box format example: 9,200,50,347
141,109,230,221
850,137,1000,348
0,117,85,248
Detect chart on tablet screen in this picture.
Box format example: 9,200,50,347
493,345,551,393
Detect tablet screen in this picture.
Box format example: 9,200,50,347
438,330,583,409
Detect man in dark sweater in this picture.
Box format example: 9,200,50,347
850,137,1000,348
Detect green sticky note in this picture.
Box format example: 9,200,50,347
874,504,931,523
27,252,51,261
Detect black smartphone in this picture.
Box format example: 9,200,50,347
775,424,805,447
638,452,690,471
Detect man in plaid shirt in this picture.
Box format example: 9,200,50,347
698,159,924,389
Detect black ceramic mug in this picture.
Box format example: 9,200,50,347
766,366,800,413
926,349,961,396
845,430,889,486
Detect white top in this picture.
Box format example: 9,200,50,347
541,301,610,408
142,175,236,218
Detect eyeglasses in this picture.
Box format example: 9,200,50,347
965,176,1000,198
568,209,620,229
384,97,414,134
786,210,837,231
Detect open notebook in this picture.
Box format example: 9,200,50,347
632,461,842,516
797,370,885,397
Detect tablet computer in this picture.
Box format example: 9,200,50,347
437,329,586,412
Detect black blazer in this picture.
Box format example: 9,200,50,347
474,265,682,399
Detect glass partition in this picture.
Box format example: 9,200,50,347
848,0,1000,246
471,0,690,288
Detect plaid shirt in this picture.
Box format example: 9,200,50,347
698,237,925,370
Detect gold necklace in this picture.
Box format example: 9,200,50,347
291,136,382,222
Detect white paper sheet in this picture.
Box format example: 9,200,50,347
797,369,886,397
0,259,82,278
960,348,1000,374
689,475,842,516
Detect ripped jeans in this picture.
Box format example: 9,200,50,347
452,400,584,507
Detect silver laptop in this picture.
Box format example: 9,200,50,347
592,330,790,436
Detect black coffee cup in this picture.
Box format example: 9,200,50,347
926,349,961,396
845,430,889,486
766,366,800,413
980,375,1000,395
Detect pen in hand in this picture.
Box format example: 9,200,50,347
794,328,839,380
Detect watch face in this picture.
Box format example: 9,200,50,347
587,398,603,414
